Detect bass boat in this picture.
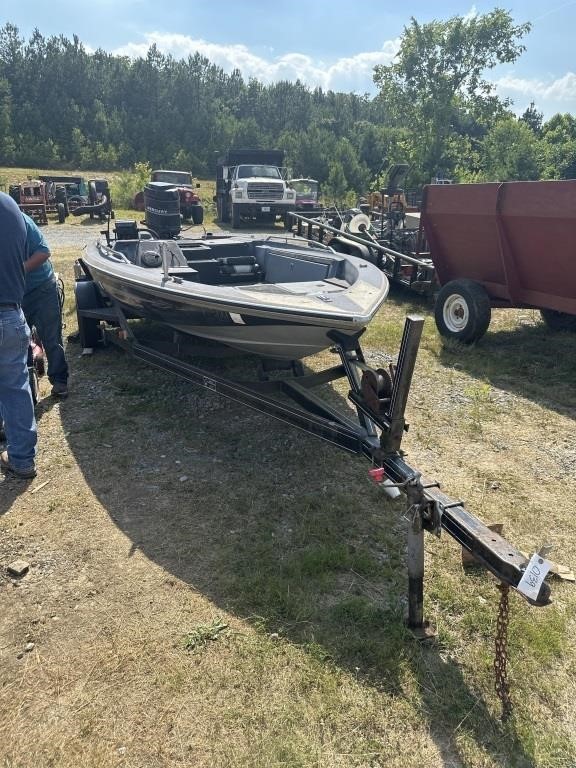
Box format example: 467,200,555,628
78,224,389,360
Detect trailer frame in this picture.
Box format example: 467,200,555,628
74,271,552,627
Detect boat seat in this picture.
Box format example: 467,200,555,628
112,240,139,264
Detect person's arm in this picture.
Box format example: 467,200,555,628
24,249,50,273
22,212,51,272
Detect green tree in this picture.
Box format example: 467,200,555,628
373,9,531,182
481,117,542,180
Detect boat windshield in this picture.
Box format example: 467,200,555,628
236,165,281,180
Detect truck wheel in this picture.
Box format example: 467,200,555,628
540,308,576,332
191,205,204,225
435,279,491,343
75,280,104,349
283,211,293,230
232,204,241,229
57,203,66,223
217,197,230,223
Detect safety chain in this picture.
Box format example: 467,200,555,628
494,582,512,722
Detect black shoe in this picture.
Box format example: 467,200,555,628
51,382,69,397
0,450,37,479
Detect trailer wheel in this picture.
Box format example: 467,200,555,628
540,308,576,332
435,279,491,343
75,280,104,349
232,204,241,229
57,203,66,223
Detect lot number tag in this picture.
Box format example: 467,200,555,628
517,553,551,601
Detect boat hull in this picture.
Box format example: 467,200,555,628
81,235,389,360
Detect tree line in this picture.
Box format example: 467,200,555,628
1,11,575,198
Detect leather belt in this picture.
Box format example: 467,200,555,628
0,303,20,310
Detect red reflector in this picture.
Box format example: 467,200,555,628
368,467,386,483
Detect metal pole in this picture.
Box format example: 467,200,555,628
407,507,425,630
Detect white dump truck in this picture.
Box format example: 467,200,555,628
215,149,295,228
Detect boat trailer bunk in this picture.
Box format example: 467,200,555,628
289,210,436,296
75,269,552,638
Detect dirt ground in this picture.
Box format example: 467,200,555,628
1,247,575,767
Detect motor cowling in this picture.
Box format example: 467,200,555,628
144,182,181,238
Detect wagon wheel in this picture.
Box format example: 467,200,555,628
434,279,491,344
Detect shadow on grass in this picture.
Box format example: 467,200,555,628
61,331,541,767
436,321,576,418
0,393,61,515
0,472,34,513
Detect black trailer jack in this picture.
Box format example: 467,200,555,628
75,277,552,626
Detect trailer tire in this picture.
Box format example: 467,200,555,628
435,279,491,343
540,308,576,332
75,280,104,349
232,204,241,229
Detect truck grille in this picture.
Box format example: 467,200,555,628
247,183,284,200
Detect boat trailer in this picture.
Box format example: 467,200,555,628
75,277,552,634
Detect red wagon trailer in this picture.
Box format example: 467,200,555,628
421,179,576,342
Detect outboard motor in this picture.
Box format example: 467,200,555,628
144,182,181,238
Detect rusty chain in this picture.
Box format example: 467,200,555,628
494,582,512,722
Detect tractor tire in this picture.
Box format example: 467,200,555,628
540,308,576,332
232,203,241,229
191,205,204,226
57,203,66,223
75,279,104,349
435,279,492,344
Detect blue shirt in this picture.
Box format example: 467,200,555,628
0,191,27,304
22,212,53,294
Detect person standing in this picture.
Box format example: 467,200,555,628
0,192,37,479
21,212,69,397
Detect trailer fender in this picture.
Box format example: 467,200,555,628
435,279,492,344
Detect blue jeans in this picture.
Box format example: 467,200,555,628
23,277,68,385
0,308,37,470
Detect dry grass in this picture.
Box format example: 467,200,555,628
0,247,575,767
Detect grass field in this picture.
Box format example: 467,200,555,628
0,179,575,766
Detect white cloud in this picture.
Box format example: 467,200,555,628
112,32,399,93
495,72,576,102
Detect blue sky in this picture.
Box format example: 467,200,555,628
3,0,576,118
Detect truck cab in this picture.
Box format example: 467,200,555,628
215,149,295,229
